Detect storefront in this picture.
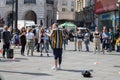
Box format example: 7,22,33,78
98,12,113,30
95,0,118,31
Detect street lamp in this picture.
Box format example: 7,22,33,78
14,0,18,33
116,0,120,28
12,0,15,29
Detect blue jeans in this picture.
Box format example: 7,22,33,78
40,43,48,53
84,40,89,51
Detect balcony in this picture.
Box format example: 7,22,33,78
24,0,36,4
46,0,54,4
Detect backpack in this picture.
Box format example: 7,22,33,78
14,34,19,43
82,70,92,77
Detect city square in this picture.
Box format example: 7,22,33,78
0,42,120,80
0,0,120,80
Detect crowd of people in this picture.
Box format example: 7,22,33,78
1,23,63,70
75,26,120,54
61,25,120,54
1,23,120,70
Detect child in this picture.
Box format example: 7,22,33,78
116,36,120,52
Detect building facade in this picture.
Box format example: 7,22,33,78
57,0,76,23
76,0,95,28
0,0,56,28
95,0,119,31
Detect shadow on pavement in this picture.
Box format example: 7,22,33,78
60,69,93,78
0,70,52,76
60,69,93,73
0,57,29,62
15,58,28,60
28,55,53,58
0,59,20,62
108,53,120,56
114,65,120,68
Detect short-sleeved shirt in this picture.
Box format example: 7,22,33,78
26,32,34,40
2,30,11,43
51,29,63,49
102,32,110,39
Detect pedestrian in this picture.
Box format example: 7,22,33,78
19,27,26,56
102,27,110,54
84,29,90,52
74,27,78,51
115,27,120,39
2,25,11,58
26,28,35,56
62,26,69,50
45,28,50,50
35,26,40,52
93,27,101,54
116,35,120,52
115,27,120,52
77,29,83,51
38,27,49,57
12,32,20,48
48,23,63,70
33,26,40,51
109,28,115,51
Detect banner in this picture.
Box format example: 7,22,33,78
95,0,118,14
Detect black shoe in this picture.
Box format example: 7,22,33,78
47,54,49,57
37,50,40,52
40,54,43,57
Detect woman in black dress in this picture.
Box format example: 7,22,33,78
19,27,27,56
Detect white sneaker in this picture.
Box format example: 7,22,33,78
51,66,57,70
58,65,61,70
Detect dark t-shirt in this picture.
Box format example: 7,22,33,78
2,31,11,43
20,33,26,44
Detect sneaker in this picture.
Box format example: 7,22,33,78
58,65,61,70
51,66,57,70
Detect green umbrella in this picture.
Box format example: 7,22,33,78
58,22,76,29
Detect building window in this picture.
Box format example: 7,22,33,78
71,1,75,7
46,0,54,4
62,8,67,12
24,0,36,4
6,0,14,5
62,1,67,6
71,8,74,12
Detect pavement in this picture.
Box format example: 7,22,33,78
0,41,120,80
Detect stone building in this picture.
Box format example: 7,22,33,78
56,0,76,23
0,0,56,28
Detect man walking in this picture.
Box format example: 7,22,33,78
48,23,63,70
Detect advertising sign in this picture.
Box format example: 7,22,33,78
95,0,118,14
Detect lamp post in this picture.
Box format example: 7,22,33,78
12,0,15,29
116,0,120,28
14,0,18,33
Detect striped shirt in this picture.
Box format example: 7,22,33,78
51,29,63,49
